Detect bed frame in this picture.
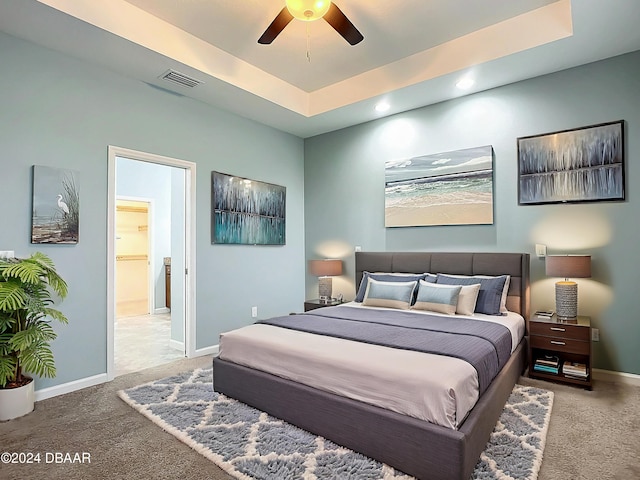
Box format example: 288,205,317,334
213,252,530,480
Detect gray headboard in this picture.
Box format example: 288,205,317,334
355,252,530,319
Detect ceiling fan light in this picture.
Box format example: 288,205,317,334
286,0,331,21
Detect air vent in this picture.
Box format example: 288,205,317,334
159,69,202,88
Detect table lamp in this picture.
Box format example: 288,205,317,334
309,259,342,301
545,255,591,319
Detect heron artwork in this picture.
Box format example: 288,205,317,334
57,194,69,216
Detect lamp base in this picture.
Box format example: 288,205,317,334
318,277,332,300
555,281,578,319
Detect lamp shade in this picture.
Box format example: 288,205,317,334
286,0,331,21
309,259,342,277
545,255,591,279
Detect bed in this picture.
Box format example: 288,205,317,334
213,252,530,480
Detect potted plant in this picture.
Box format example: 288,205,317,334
0,252,68,420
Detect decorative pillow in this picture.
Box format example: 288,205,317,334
412,281,462,315
423,273,438,283
355,272,428,303
436,274,509,316
362,279,417,310
455,283,482,316
476,275,511,313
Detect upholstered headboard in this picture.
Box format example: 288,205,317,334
355,252,530,319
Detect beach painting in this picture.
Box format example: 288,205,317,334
518,120,624,205
385,146,494,227
212,171,286,245
31,166,79,244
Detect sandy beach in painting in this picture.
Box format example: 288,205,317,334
385,145,494,227
385,200,493,227
384,173,494,227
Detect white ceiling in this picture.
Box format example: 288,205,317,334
1,0,640,138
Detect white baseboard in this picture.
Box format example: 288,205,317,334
32,346,220,401
593,368,640,387
35,373,109,401
169,339,185,352
194,344,219,357
154,307,170,314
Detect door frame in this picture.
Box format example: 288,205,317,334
106,146,197,381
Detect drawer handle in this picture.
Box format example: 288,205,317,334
550,327,566,332
550,341,566,346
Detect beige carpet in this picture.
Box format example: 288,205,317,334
1,356,638,480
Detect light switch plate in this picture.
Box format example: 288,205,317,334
535,244,547,257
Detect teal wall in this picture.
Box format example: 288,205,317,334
2,24,638,391
0,32,305,390
304,51,640,376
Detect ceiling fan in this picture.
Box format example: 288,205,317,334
258,0,364,46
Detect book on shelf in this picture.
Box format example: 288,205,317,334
534,364,559,374
562,361,588,378
533,354,560,374
535,355,560,367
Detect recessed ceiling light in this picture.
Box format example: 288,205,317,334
375,101,390,112
456,77,475,90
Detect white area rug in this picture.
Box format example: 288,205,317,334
119,367,553,480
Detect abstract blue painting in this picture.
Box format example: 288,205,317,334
211,172,286,245
518,120,624,205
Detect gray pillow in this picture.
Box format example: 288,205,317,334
436,274,509,316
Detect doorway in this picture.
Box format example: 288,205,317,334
115,199,151,318
107,146,196,381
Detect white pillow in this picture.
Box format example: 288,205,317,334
456,284,482,316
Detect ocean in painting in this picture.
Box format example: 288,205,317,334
385,146,494,227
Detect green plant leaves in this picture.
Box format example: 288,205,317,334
0,280,29,311
0,253,68,387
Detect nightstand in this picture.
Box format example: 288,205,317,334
304,298,343,312
528,315,592,389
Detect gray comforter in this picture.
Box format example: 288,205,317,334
258,305,512,395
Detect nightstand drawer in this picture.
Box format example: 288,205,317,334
530,335,589,355
529,321,590,341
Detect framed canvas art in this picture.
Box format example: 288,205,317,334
31,165,79,244
385,145,494,227
518,120,624,205
211,171,286,245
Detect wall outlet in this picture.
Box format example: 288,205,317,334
592,328,599,342
355,245,362,252
0,250,15,259
251,306,257,318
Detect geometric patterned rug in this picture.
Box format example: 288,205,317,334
118,367,553,480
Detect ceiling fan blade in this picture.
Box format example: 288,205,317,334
323,3,364,45
258,7,294,44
